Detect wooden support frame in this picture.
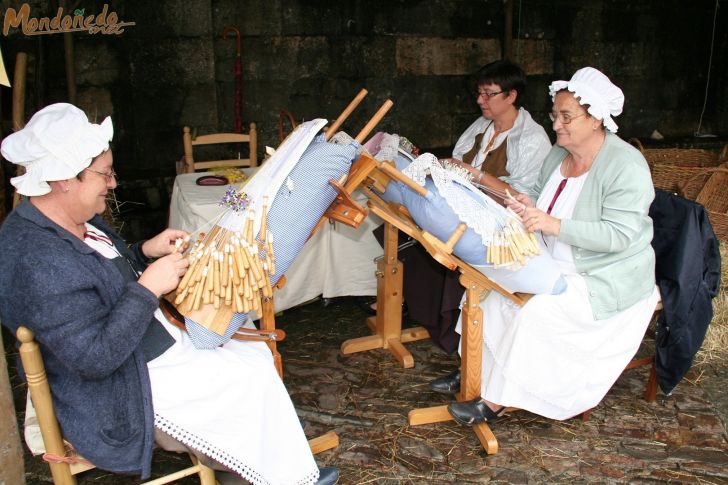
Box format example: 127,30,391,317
328,153,528,452
407,268,526,455
340,219,429,368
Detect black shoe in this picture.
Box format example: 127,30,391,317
430,369,461,395
354,296,377,316
447,398,506,427
316,467,339,485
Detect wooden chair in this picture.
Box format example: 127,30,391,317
182,123,258,173
580,301,661,422
16,326,217,485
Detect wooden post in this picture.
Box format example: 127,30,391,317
17,327,77,484
503,0,514,60
12,52,27,209
260,295,282,378
457,275,486,403
60,0,77,104
0,329,25,485
12,53,27,132
376,222,411,365
182,127,194,173
248,122,258,167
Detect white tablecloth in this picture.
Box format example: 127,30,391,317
168,172,381,312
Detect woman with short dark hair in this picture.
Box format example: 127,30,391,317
448,59,551,198
400,59,551,354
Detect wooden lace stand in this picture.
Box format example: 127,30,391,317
338,216,430,368
173,90,393,457
334,156,428,368
253,94,395,455
332,153,528,454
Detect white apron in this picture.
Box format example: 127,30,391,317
457,165,659,420
149,315,319,485
83,224,318,485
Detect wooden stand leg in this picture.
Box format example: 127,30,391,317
260,296,283,378
263,294,340,454
340,221,429,368
644,360,658,402
308,431,340,454
407,275,499,455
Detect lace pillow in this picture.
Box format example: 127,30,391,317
380,176,566,295
185,134,358,348
265,134,358,285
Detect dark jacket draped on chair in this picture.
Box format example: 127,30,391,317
649,189,721,394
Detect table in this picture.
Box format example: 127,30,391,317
169,172,382,312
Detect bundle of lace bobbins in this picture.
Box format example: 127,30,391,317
440,160,540,269
486,218,540,268
173,195,276,315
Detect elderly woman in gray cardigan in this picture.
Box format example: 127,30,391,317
0,104,338,485
432,67,660,424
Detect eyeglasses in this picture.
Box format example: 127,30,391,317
84,168,117,182
477,90,504,99
549,112,586,124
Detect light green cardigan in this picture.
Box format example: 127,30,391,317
529,133,656,320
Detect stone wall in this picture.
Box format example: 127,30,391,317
0,0,725,238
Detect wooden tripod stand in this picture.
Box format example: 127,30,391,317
338,218,430,368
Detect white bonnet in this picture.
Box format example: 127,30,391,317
1,103,113,196
548,67,624,133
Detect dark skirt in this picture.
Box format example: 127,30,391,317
374,225,463,354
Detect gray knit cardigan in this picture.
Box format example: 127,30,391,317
0,199,159,478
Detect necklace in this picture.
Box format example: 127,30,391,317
483,128,503,155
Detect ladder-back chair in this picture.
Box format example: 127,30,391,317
16,326,217,485
182,123,258,173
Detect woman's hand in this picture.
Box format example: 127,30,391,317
505,193,534,217
441,158,481,179
141,229,189,259
522,207,561,236
137,252,190,298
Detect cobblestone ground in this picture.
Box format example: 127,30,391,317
9,297,728,484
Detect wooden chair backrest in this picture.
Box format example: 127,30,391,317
16,326,216,485
182,124,258,173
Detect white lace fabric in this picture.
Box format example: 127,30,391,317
155,415,318,485
402,153,508,246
